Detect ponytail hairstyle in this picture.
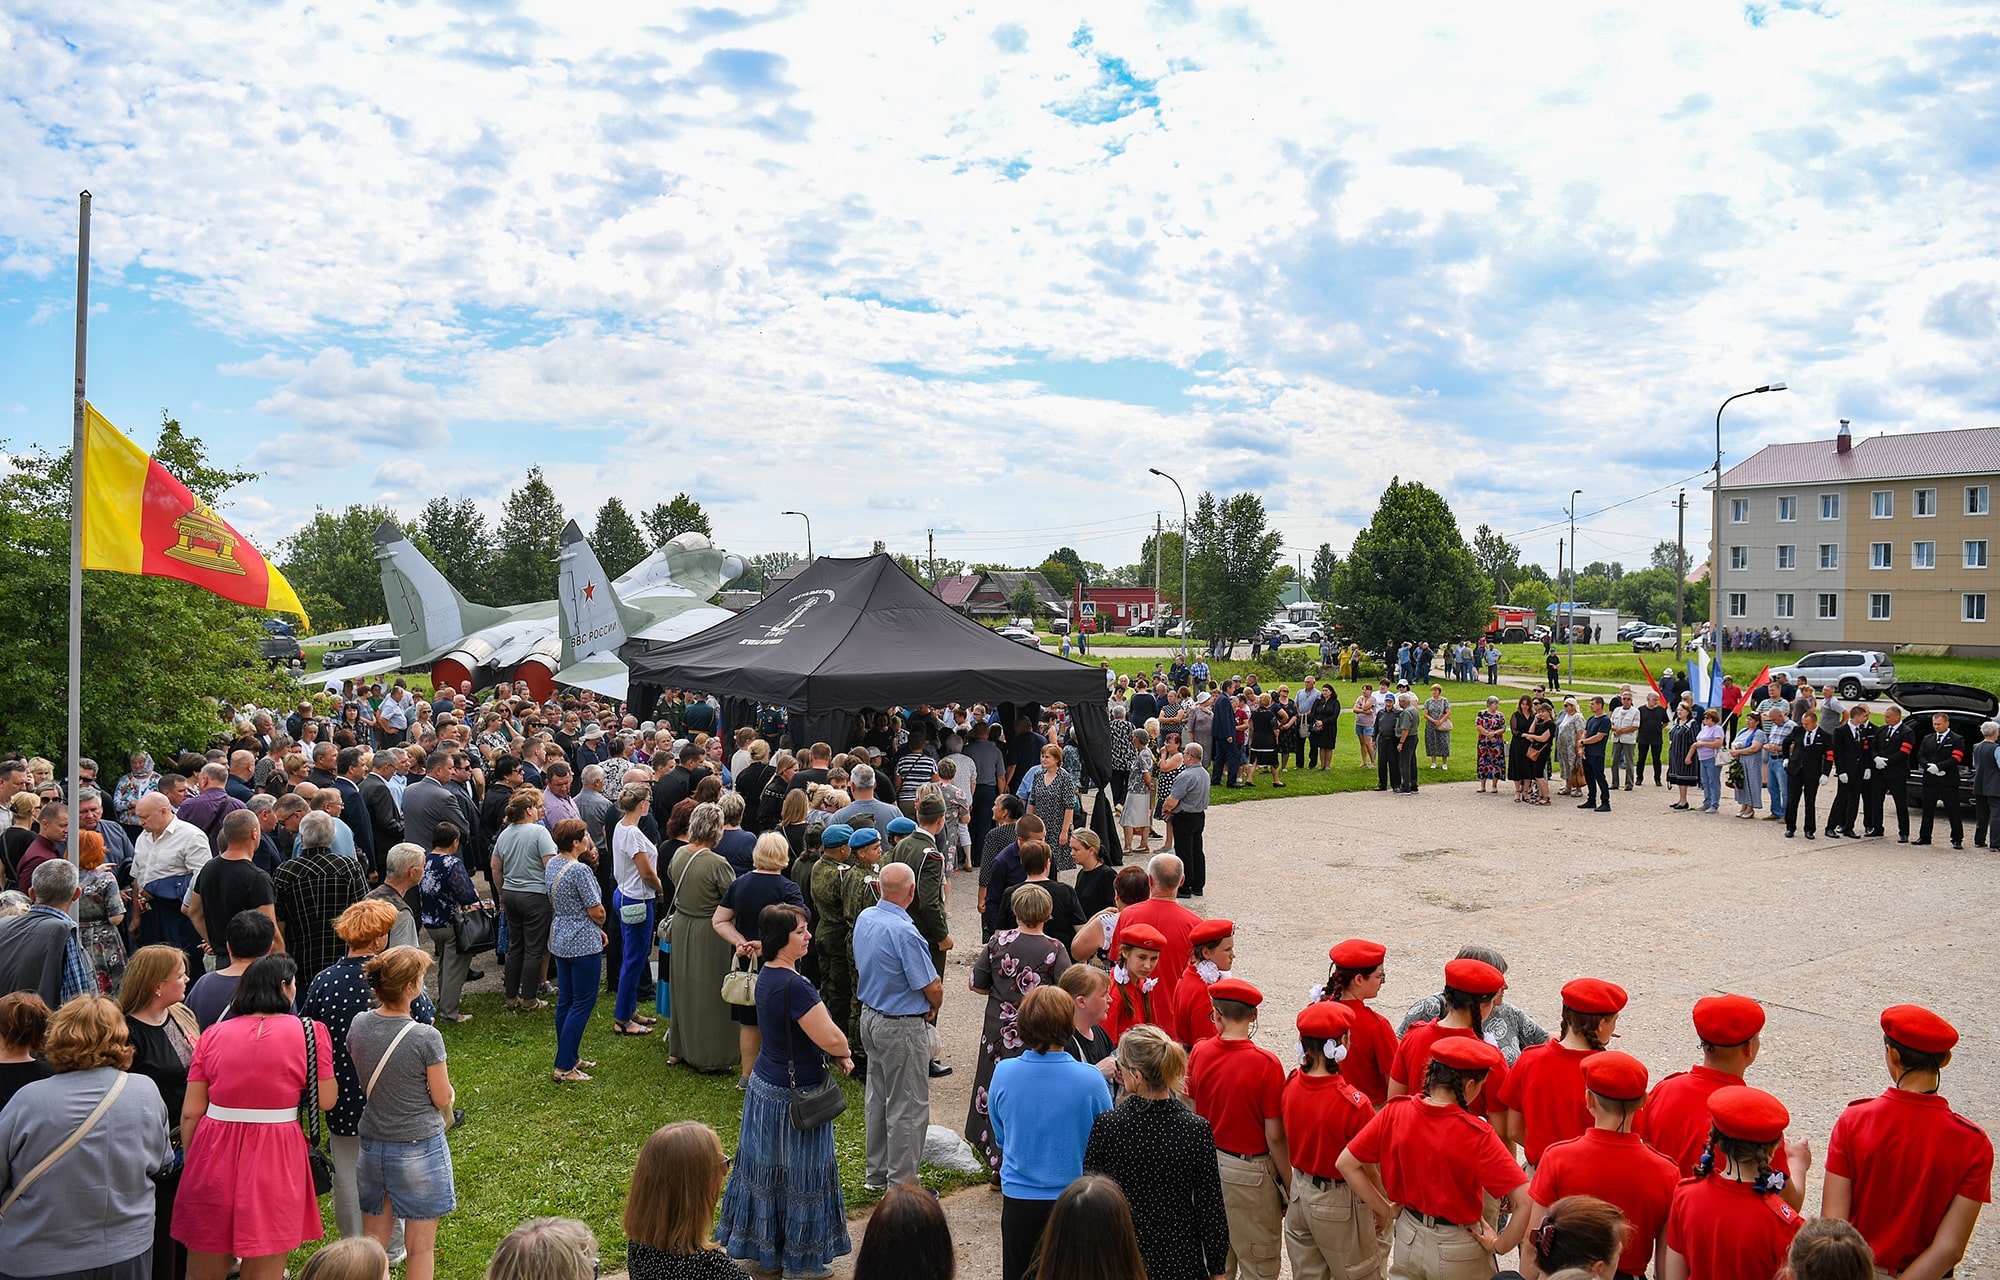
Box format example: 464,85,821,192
1421,1059,1486,1111
1527,1195,1626,1273
1324,963,1374,1003
1299,1032,1348,1075
1441,983,1490,1043
1695,1127,1784,1195
1560,1005,1615,1052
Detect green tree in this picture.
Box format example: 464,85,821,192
1516,562,1553,586
1471,524,1521,602
642,493,711,546
1609,567,1682,626
1007,579,1039,619
1333,479,1487,653
1572,572,1614,608
1651,539,1685,575
278,504,400,630
1135,529,1188,603
737,551,799,593
1510,579,1557,613
0,412,284,762
591,497,651,580
491,466,564,605
1047,547,1089,588
1036,556,1077,600
411,496,493,604
1187,491,1284,644
1310,542,1339,601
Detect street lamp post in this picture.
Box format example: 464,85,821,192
1568,488,1581,683
1148,468,1189,660
1712,383,1788,641
780,510,813,563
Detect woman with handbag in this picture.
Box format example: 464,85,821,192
120,944,202,1280
713,832,805,1089
347,947,456,1280
667,803,740,1071
611,784,663,1038
547,819,607,1083
716,902,854,1277
176,955,337,1280
0,995,172,1280
1423,683,1454,771
417,821,483,1025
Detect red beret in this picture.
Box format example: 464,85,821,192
1189,919,1235,947
1882,1004,1958,1054
1579,1050,1649,1101
1562,978,1629,1016
1297,1002,1354,1038
1119,923,1167,952
1329,938,1387,968
1444,958,1505,996
1707,1085,1789,1143
1693,994,1766,1046
1208,978,1262,1007
1430,1036,1505,1072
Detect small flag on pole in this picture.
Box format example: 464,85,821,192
1687,644,1726,709
79,404,308,624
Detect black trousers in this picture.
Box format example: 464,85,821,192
1636,737,1664,784
1919,781,1963,844
970,783,998,862
1001,1195,1060,1280
1979,795,2000,847
1173,811,1207,895
1398,737,1420,792
1583,757,1609,807
1786,773,1820,835
1866,772,1911,838
1377,738,1397,790
1828,776,1863,836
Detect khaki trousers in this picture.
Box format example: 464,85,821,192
1388,1212,1493,1280
1216,1151,1285,1280
1284,1177,1386,1280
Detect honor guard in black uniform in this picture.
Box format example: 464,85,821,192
1914,713,1968,848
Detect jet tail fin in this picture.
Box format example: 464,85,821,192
558,521,650,667
374,521,507,661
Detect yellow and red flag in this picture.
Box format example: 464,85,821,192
79,404,308,624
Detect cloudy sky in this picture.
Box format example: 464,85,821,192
4,0,1997,581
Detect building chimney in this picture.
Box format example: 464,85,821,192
1837,419,1852,456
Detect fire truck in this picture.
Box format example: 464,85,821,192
1485,606,1536,644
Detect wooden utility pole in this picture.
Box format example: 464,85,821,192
1672,490,1688,659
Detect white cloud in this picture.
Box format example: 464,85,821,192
225,347,449,448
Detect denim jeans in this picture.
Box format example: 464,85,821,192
613,890,655,1023
1700,759,1722,811
554,952,601,1072
1764,767,1788,822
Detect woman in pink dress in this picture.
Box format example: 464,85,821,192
174,955,337,1280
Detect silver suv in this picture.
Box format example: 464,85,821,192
1770,649,1896,700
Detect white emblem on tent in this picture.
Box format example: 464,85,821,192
740,589,836,646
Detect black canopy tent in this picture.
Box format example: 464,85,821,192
622,554,1117,804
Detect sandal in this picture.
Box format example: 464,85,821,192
612,1022,653,1037
554,1069,593,1083
575,1060,597,1071
632,1013,659,1025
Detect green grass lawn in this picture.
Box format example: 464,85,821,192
289,991,984,1278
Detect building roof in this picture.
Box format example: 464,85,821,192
1719,426,2000,489
934,574,981,607
1278,583,1317,608
980,570,1064,605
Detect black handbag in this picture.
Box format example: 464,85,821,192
783,974,846,1131
298,1017,334,1197
452,902,497,956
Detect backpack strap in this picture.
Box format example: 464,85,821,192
365,1019,422,1098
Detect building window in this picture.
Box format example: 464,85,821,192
1916,488,1938,517
1730,499,1749,523
1969,540,1989,570
1914,541,1937,570
1818,593,1839,620
1820,494,1841,519
1778,496,1797,522
1970,486,1990,516
1872,490,1893,519
1870,593,1891,620
1775,593,1795,619
1871,542,1892,569
1730,546,1748,571
1966,594,1988,623
1776,545,1796,570
1818,543,1839,569
1728,593,1748,619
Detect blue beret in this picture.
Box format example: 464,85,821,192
819,823,852,848
848,827,882,849
887,816,917,837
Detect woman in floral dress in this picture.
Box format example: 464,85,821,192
76,831,126,995
1474,696,1508,794
963,883,1070,1173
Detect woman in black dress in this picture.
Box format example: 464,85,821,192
120,944,199,1280
1666,702,1702,809
1309,688,1340,769
1083,1025,1229,1280
1506,695,1536,801
1244,694,1280,787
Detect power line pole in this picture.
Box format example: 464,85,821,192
927,530,934,583
1153,512,1162,628
1672,490,1688,661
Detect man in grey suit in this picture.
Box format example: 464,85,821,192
1973,721,2000,849
398,748,464,856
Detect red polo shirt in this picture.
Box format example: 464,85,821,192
1664,1176,1802,1280
1108,897,1202,1009
1282,1070,1374,1179
1637,1064,1793,1180
1346,1096,1525,1225
1496,1040,1594,1165
1339,999,1398,1107
1825,1088,1993,1273
1188,1035,1286,1157
1391,1021,1511,1121
1104,976,1176,1044
1530,1129,1679,1274
1175,965,1217,1049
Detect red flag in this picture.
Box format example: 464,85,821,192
1726,665,1771,715
1636,655,1664,702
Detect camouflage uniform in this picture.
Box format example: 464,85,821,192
839,853,884,1052
809,851,856,1046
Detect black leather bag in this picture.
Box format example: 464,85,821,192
783,974,846,1131
299,1017,334,1197
452,903,497,956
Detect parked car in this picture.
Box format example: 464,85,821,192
1263,621,1320,645
259,619,304,669
322,636,401,669
1616,622,1650,642
1770,650,1896,700
1125,618,1172,637
995,626,1040,647
1887,681,1998,809
1630,626,1678,652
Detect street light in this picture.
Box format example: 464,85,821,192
780,510,813,563
1712,383,1788,640
1148,468,1189,659
1568,488,1581,683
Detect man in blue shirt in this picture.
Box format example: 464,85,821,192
851,861,942,1192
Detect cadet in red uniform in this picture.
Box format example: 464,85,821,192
1282,1001,1385,1280
1104,923,1175,1042
1661,1086,1804,1280
1526,1050,1679,1280
1498,978,1627,1168
1338,1036,1529,1280
1176,918,1235,1050
1823,1005,1992,1279
1637,993,1807,1210
1389,958,1514,1131
1187,978,1290,1280
1319,937,1398,1108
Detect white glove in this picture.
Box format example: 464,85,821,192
1874,756,1888,769
1864,769,1873,780
1928,763,1945,776
1838,773,1849,783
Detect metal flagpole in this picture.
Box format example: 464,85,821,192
67,191,91,880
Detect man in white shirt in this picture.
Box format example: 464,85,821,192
131,791,213,976
1608,690,1642,791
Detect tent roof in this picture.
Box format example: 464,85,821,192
622,554,1108,712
